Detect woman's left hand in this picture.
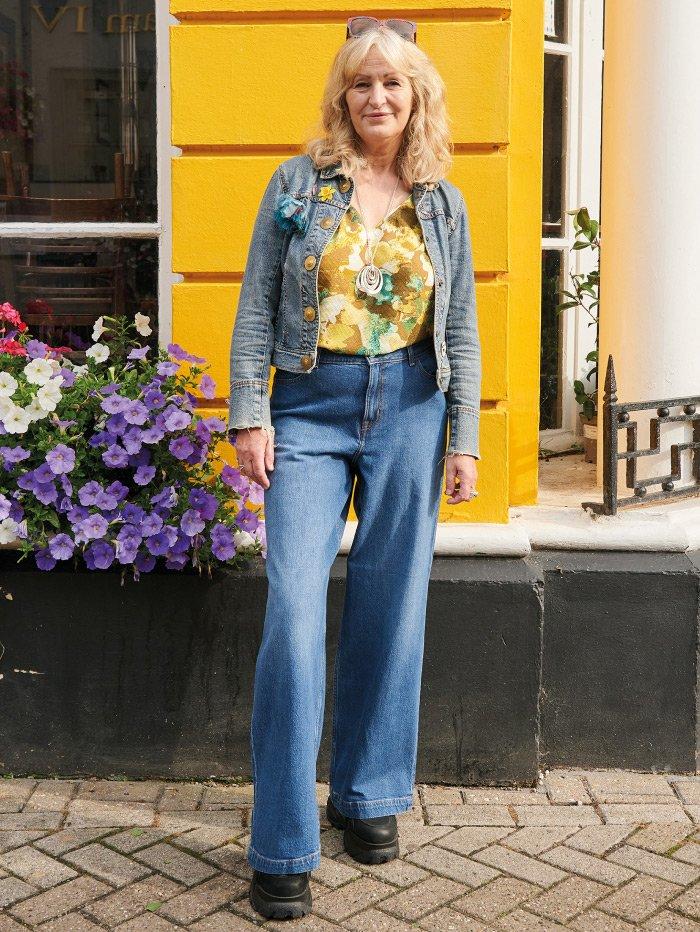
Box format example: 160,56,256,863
444,454,478,505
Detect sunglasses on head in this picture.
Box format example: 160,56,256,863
346,16,417,43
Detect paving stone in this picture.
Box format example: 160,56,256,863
378,875,468,921
540,845,635,886
597,874,683,922
406,843,501,887
504,827,578,855
472,846,567,889
641,909,700,930
607,844,700,884
77,780,163,803
667,882,700,920
420,785,465,804
65,798,155,828
157,783,205,811
566,825,635,855
24,780,78,811
0,830,46,853
157,873,248,923
0,875,36,908
190,913,260,931
425,805,516,827
0,845,77,888
684,807,700,824
311,853,362,888
436,827,514,857
451,876,539,921
0,779,36,812
672,842,700,866
63,841,153,887
9,875,110,925
494,908,567,930
0,812,62,831
104,827,172,853
417,906,492,930
34,826,115,855
586,772,676,802
38,914,104,932
200,785,254,810
344,907,417,931
320,828,346,858
267,915,341,932
460,789,548,806
0,918,27,932
601,804,691,824
514,806,601,827
156,810,245,834
543,771,593,805
312,876,396,921
133,841,219,886
527,876,608,923
627,822,695,854
397,821,458,854
83,872,185,925
113,914,180,930
354,857,429,887
671,781,700,806
569,908,637,931
172,821,245,854
202,842,251,879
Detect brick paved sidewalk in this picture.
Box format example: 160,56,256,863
1,770,700,930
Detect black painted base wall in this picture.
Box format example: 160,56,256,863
1,549,698,783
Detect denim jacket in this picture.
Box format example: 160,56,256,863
228,153,481,459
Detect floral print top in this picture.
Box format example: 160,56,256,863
316,193,435,355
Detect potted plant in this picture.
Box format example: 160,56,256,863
0,301,264,580
555,207,600,464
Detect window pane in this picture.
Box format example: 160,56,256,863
542,53,565,236
0,2,156,222
0,237,158,362
540,249,564,430
544,0,567,42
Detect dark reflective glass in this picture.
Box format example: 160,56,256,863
0,237,158,362
540,250,564,430
0,2,156,222
544,0,567,42
542,54,565,236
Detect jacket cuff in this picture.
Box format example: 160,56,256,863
447,405,480,459
228,379,275,445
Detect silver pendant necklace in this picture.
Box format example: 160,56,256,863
352,173,401,296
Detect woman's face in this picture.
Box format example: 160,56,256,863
345,52,413,150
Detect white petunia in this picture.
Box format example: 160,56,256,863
134,312,152,337
0,517,19,544
71,364,88,377
92,315,107,341
0,396,14,418
25,396,51,421
36,379,62,411
0,371,18,397
86,343,110,363
2,405,31,433
23,358,54,385
233,530,256,549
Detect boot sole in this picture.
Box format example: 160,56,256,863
249,880,312,920
326,801,400,865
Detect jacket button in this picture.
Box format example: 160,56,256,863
304,255,316,270
440,341,447,356
303,306,316,321
437,277,444,286
300,354,314,369
320,216,334,229
339,179,351,192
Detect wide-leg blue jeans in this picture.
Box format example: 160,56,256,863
247,336,448,874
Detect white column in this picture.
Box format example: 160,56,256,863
598,0,700,486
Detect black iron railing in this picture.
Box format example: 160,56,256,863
581,355,700,516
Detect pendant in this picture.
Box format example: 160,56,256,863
356,263,383,296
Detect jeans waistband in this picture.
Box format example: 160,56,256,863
316,336,433,367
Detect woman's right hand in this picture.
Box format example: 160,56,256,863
233,427,275,489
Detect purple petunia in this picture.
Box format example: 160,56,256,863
168,343,206,364
48,533,75,560
45,444,76,475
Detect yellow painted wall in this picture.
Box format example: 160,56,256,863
170,0,544,522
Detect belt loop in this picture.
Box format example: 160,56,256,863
407,341,417,366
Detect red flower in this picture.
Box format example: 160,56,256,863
0,337,28,356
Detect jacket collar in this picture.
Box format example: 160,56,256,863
318,161,438,192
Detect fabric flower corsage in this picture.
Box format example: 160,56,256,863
318,185,336,203
274,193,310,235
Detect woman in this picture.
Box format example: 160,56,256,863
228,16,481,920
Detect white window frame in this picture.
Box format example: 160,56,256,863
0,6,175,347
541,0,604,453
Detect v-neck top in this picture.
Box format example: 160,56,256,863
316,192,435,356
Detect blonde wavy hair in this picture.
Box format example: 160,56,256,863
304,25,453,186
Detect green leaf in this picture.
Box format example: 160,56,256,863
146,901,162,912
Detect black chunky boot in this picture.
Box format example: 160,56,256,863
248,868,312,920
326,796,400,864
